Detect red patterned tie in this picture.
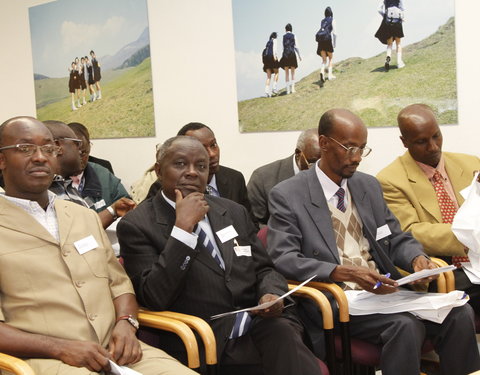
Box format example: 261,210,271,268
432,171,469,267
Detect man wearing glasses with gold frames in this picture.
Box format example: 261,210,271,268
267,108,480,375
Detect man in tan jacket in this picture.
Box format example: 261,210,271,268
0,116,195,374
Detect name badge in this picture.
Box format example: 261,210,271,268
216,225,239,243
234,245,252,257
376,224,392,241
74,235,99,255
94,199,106,210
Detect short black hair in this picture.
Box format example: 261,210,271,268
285,23,292,32
68,122,90,141
318,110,336,137
269,32,277,39
325,6,333,17
177,122,213,136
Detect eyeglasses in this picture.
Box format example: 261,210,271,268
55,137,83,147
0,143,60,157
300,152,316,169
328,137,372,157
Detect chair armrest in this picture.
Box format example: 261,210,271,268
430,257,455,292
143,310,217,366
137,311,200,369
288,284,334,329
0,352,35,375
289,280,349,323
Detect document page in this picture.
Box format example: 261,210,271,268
395,265,455,286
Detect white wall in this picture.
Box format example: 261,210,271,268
0,0,478,190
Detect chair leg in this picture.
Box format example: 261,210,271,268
340,322,352,375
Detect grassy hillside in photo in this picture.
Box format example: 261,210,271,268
36,58,154,139
238,18,457,132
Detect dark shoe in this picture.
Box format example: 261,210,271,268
385,56,391,72
320,72,325,87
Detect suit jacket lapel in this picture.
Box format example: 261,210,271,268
214,167,229,198
444,153,469,206
0,196,58,245
55,199,75,247
401,152,443,223
304,168,341,263
349,177,376,240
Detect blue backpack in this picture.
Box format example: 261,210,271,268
262,39,273,63
316,17,333,42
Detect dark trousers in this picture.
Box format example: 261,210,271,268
221,316,321,375
349,304,480,375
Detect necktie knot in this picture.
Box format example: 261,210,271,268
206,185,219,197
336,187,346,212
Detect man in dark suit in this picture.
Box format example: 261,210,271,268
267,108,480,375
247,128,321,225
117,136,321,375
147,123,251,214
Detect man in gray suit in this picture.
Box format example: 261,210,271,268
267,108,480,375
247,128,321,225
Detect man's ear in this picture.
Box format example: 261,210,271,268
154,161,161,180
319,135,328,152
400,135,408,148
0,152,6,171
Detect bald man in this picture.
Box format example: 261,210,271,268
247,128,321,225
0,116,195,375
267,108,480,375
377,103,480,312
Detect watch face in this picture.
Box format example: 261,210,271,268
127,316,140,330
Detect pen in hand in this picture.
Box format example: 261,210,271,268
373,273,391,290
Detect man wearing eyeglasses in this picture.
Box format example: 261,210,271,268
0,116,196,375
267,108,480,375
247,128,321,226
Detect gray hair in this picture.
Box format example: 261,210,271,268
296,128,318,150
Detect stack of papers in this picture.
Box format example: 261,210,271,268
394,265,455,285
345,290,469,323
109,360,142,375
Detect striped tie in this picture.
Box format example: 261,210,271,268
336,187,346,212
194,224,251,338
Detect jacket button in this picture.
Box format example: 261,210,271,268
88,313,98,321
226,276,231,282
313,250,320,256
383,240,389,245
75,281,85,288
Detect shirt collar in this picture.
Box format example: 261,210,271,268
1,190,57,210
292,154,300,175
315,162,348,201
415,154,446,180
208,174,218,191
162,190,176,209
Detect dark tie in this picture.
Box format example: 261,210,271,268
336,187,346,212
194,224,251,338
206,185,220,197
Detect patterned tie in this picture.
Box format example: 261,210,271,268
194,224,251,338
336,187,346,212
432,171,469,267
206,185,220,197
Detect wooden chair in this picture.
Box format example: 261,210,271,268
0,310,203,375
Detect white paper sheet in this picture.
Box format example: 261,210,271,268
394,265,456,285
109,360,143,375
210,274,316,320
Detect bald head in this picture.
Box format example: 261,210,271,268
0,116,57,206
318,109,368,185
295,128,321,170
397,104,442,167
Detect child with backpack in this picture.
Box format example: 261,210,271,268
316,6,337,86
279,23,301,94
374,0,405,71
262,32,279,97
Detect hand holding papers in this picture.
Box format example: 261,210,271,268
210,275,316,320
395,265,455,286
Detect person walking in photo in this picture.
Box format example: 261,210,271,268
279,23,301,94
262,32,279,97
73,57,82,108
68,61,79,111
79,57,88,106
316,6,337,87
90,50,102,99
375,0,405,71
85,55,97,102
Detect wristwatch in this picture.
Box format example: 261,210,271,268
106,205,118,220
116,314,139,330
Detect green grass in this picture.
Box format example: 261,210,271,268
36,58,155,139
238,18,457,132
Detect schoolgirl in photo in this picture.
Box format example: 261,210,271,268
262,32,279,97
79,57,88,106
375,0,405,71
85,56,97,102
279,23,301,94
68,61,79,111
90,50,102,99
316,6,337,86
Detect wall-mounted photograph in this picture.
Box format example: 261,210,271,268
29,0,154,139
232,0,456,132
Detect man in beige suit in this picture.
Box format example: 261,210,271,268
0,116,195,374
377,103,480,312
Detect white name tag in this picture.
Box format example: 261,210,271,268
74,235,99,255
216,225,239,243
376,224,392,241
94,199,106,210
234,245,252,257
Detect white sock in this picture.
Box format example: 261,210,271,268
286,80,291,94
273,82,277,92
386,47,392,58
320,63,325,75
265,85,270,96
291,79,296,93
